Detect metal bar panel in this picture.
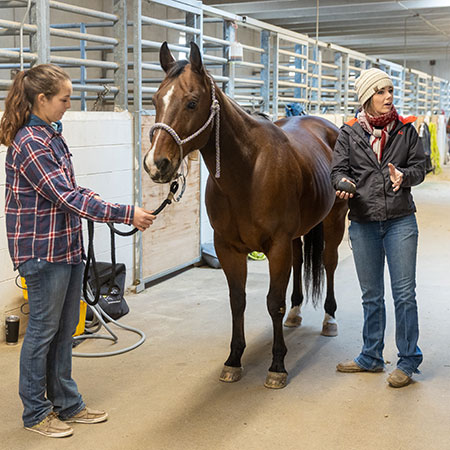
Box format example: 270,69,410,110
48,0,117,21
278,48,307,59
234,60,264,69
141,15,200,35
50,55,118,69
278,80,307,88
234,94,263,101
234,77,264,86
0,49,38,60
203,34,230,46
278,64,306,74
141,63,163,72
50,28,117,44
240,43,265,53
0,19,117,44
150,0,202,15
141,39,188,53
203,54,227,63
71,84,119,93
278,96,306,103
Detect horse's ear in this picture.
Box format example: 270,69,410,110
189,41,204,75
160,41,175,73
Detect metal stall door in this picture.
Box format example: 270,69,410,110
132,0,203,290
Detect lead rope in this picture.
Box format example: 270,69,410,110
83,179,183,306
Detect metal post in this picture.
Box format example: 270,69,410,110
80,23,86,111
30,0,50,64
223,20,234,98
335,52,342,114
343,53,349,117
113,0,127,110
260,30,270,115
185,12,202,48
272,34,279,118
133,0,143,289
318,48,323,113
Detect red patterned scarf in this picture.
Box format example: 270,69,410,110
357,106,398,161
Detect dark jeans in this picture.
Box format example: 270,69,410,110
18,259,85,427
349,214,423,376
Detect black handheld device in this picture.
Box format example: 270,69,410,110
336,180,356,194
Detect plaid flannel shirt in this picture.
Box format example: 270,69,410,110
5,115,134,269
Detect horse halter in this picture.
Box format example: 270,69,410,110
149,73,221,178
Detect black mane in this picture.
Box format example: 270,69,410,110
167,60,189,78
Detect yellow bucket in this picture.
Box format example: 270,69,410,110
20,277,87,337
73,300,87,337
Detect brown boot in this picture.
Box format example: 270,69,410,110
25,412,73,438
64,407,108,424
387,369,412,388
336,360,384,373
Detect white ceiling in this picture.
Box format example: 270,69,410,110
205,0,450,64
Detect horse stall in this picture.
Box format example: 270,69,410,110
1,1,450,449
139,115,201,286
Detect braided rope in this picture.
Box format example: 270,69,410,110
149,74,221,178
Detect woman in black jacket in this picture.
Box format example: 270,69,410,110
331,68,426,388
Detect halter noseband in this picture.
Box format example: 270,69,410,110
149,74,221,178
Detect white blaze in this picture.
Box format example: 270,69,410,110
146,85,175,176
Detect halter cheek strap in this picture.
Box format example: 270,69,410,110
149,74,221,178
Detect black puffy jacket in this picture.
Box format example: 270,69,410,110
331,116,425,223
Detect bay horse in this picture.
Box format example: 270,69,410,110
144,42,348,389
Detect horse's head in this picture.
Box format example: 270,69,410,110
144,41,215,183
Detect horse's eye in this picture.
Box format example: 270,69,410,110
187,101,197,110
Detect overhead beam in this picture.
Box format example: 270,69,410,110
212,0,450,16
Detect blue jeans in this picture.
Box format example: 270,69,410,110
349,214,423,377
18,259,85,427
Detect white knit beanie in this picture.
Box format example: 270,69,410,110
355,68,393,106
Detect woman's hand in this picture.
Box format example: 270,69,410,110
133,207,156,231
388,163,404,192
336,178,356,200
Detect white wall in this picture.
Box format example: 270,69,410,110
408,60,450,82
0,111,135,342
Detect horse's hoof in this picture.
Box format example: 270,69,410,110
284,306,302,328
219,365,243,383
264,371,288,389
321,322,338,337
284,315,302,327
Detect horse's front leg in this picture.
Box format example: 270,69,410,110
214,235,248,383
265,238,292,389
284,237,303,328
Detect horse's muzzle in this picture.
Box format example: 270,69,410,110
144,150,176,183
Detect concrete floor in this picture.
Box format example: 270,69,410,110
1,166,450,450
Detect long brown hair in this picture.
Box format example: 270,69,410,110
0,64,71,146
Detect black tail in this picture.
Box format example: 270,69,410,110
303,223,324,307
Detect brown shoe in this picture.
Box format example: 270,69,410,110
25,412,73,438
64,407,108,424
336,360,384,373
387,369,412,388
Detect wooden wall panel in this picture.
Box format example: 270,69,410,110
141,116,201,280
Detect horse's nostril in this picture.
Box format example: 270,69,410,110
156,157,171,174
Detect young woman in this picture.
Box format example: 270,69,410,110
331,68,426,388
0,64,155,437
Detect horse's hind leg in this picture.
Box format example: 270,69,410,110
284,238,303,328
214,236,248,383
321,200,347,337
265,238,292,389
